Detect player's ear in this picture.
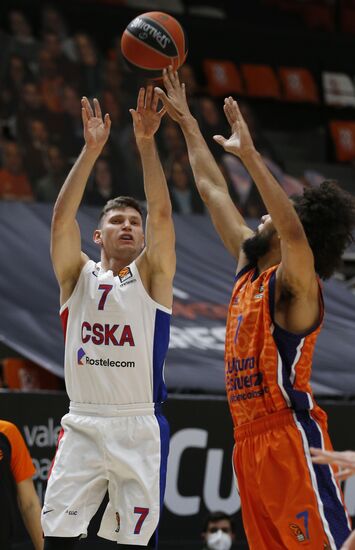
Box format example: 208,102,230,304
93,229,102,245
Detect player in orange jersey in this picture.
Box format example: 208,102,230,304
156,67,355,550
0,419,43,549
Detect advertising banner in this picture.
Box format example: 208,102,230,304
1,392,355,548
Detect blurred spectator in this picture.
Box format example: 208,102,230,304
0,419,43,550
102,58,123,102
41,30,78,84
74,32,103,97
196,96,229,160
201,511,237,549
85,157,119,206
36,145,68,202
23,118,51,183
16,80,50,142
41,4,77,61
37,48,65,113
7,10,39,71
168,159,204,214
0,140,33,201
60,84,84,158
101,89,123,142
179,63,203,99
0,55,32,122
158,118,186,165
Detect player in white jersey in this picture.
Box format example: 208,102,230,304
42,86,175,549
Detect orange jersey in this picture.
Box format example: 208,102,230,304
225,265,324,427
0,419,35,483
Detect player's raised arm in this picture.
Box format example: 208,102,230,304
51,97,111,305
155,67,253,266
130,85,175,309
215,98,317,303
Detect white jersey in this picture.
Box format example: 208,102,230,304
60,259,171,405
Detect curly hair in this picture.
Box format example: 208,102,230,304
292,181,355,279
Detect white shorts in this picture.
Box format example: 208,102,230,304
42,402,169,546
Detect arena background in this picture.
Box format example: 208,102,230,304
1,0,355,548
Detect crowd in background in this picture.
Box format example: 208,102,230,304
0,4,312,219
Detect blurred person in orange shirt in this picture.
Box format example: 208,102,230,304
0,419,43,549
0,140,33,200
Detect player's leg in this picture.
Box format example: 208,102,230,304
232,442,285,550
261,412,351,549
42,413,109,538
98,412,169,547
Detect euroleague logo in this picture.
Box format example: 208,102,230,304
289,523,306,542
118,266,136,287
118,266,133,283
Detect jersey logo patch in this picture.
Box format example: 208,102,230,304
254,284,264,299
118,267,133,283
77,347,86,365
289,523,306,542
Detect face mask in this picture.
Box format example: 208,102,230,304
206,529,232,550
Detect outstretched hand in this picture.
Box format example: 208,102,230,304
130,85,165,140
81,97,111,152
310,447,355,481
213,97,255,159
154,66,192,124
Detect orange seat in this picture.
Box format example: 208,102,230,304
279,67,319,103
203,59,243,97
329,121,355,162
241,64,281,99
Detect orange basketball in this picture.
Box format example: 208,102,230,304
121,12,188,78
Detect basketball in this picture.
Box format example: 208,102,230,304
121,12,188,78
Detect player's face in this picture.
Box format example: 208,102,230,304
96,207,144,258
243,214,277,264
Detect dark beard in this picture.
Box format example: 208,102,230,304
242,231,273,265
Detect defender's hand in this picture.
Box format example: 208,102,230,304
154,66,192,124
213,97,255,159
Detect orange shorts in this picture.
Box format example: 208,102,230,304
233,409,351,550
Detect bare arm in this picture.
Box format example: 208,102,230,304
17,478,43,550
51,97,111,305
155,68,253,264
215,98,319,331
130,86,175,309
